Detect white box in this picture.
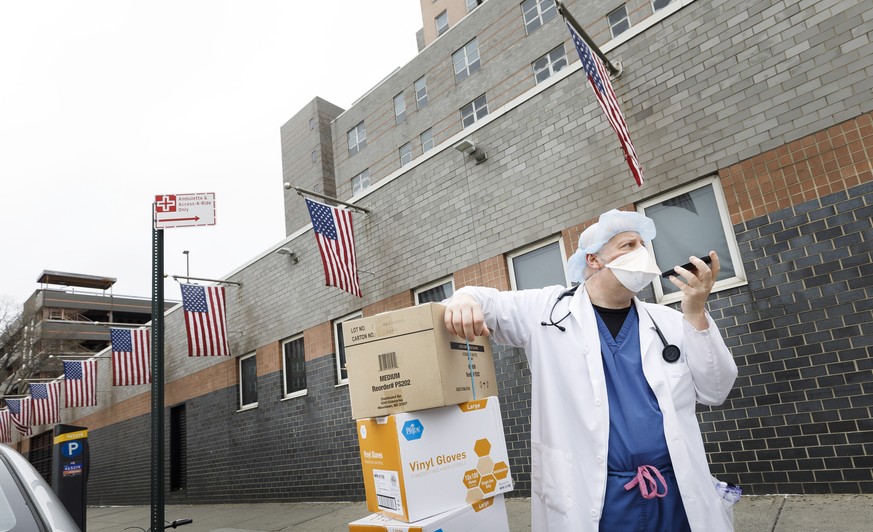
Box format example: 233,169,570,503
356,397,513,522
348,494,509,532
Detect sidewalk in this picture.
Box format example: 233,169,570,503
87,494,873,531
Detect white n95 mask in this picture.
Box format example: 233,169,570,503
604,246,661,293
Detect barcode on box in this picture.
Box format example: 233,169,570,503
379,352,398,371
377,494,399,511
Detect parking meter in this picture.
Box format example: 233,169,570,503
52,424,89,531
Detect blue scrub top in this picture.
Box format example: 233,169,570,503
595,305,670,471
595,306,691,531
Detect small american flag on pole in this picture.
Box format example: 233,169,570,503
566,21,644,186
111,328,152,385
0,410,11,442
305,198,362,297
181,283,231,356
64,360,98,407
6,398,32,437
29,382,61,425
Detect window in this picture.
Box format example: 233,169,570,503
282,335,307,398
28,430,52,483
652,0,673,12
334,311,362,384
532,44,568,84
460,94,489,128
170,404,187,491
521,0,557,34
638,176,747,304
399,143,413,166
608,5,631,38
311,150,318,163
394,92,406,124
415,277,455,304
347,121,366,155
435,10,449,36
238,352,258,410
453,39,481,82
421,129,435,153
352,169,370,196
414,76,428,109
466,0,483,12
309,117,316,130
508,237,568,290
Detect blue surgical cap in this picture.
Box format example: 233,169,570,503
567,209,657,282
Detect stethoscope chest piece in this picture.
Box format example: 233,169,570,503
662,344,681,363
645,309,682,364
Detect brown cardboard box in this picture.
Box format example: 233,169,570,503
343,303,496,420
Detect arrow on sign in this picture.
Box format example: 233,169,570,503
159,216,201,222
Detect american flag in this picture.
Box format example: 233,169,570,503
64,360,98,407
6,398,32,437
305,198,362,297
0,410,11,442
111,327,152,385
29,382,61,425
181,283,231,356
566,21,644,186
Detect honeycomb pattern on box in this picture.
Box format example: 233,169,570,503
464,438,510,503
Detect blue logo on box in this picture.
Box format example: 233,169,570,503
402,420,424,441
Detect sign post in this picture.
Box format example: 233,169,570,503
151,193,216,532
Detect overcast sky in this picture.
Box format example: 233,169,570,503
0,1,423,308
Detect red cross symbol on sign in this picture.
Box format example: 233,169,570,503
155,195,177,212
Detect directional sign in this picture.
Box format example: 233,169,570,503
154,193,216,229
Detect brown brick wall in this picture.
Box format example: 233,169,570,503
454,254,511,291
257,341,282,376
721,111,873,225
362,290,414,317
72,357,241,431
303,321,333,362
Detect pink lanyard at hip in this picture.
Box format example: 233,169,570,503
624,465,668,499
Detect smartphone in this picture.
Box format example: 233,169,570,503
661,255,713,278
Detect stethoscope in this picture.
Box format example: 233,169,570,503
540,286,681,363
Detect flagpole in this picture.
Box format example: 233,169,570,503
171,275,242,286
291,186,371,214
555,0,621,77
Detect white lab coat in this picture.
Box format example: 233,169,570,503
453,284,738,532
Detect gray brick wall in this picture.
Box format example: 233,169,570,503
88,355,364,505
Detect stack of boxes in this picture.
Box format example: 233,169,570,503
342,303,513,531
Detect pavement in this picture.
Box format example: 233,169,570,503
85,494,873,531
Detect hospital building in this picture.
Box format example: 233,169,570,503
8,0,873,503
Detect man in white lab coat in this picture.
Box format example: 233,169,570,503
444,209,738,532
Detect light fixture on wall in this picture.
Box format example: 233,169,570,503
276,247,299,264
454,139,487,164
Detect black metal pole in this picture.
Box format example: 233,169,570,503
556,0,621,76
151,224,165,532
